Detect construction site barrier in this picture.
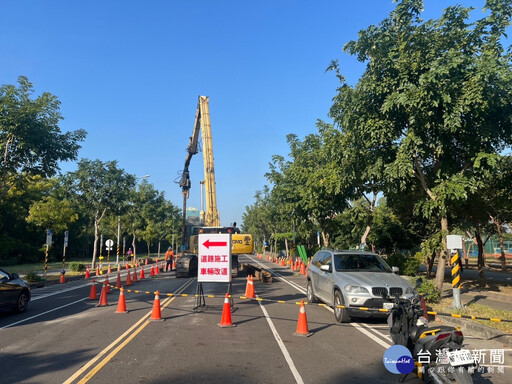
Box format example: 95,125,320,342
99,281,512,324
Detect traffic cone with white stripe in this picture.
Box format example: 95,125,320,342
89,280,97,299
116,272,122,289
97,282,109,307
85,266,90,278
300,261,305,275
150,265,155,276
107,264,112,274
245,275,256,299
155,263,160,275
150,291,163,321
139,267,145,279
218,293,235,327
294,300,312,337
132,268,138,282
116,287,128,313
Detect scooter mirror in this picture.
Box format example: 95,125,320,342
415,277,423,288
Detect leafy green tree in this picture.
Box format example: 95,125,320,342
0,76,86,194
26,196,78,233
63,159,135,267
328,0,512,290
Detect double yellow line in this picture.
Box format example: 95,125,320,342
64,279,194,384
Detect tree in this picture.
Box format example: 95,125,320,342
328,0,512,290
0,76,86,194
26,196,78,233
63,159,135,267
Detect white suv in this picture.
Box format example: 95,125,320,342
306,250,415,323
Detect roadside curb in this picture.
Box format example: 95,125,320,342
434,315,512,348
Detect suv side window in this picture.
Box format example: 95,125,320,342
312,252,325,268
322,253,332,268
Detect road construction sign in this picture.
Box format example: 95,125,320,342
198,233,232,283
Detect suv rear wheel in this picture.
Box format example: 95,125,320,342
334,290,351,323
306,280,317,303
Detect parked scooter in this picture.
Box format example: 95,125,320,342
385,278,477,383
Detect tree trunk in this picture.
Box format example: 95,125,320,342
435,217,449,291
132,234,137,257
321,230,329,247
92,219,99,268
158,239,162,258
426,251,436,278
475,229,485,281
491,215,507,271
147,242,150,259
361,225,371,247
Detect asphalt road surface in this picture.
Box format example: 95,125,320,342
1,255,511,384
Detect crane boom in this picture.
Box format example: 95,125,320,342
179,96,220,226
179,96,253,264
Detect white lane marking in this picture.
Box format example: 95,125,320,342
257,298,305,384
245,254,392,348
359,322,392,341
1,297,89,329
32,283,93,300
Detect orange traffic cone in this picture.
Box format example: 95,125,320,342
126,262,130,270
85,266,90,278
281,259,285,267
97,282,109,306
139,267,145,279
305,260,310,278
145,258,148,265
132,268,138,282
300,262,305,275
125,270,132,286
96,266,100,276
218,293,235,327
107,264,112,274
105,275,110,293
294,300,312,337
116,272,122,289
150,291,163,321
60,271,66,284
150,266,155,276
156,257,159,264
245,275,256,298
172,259,176,270
136,261,139,267
116,287,128,313
117,264,121,272
89,280,98,299
155,263,160,275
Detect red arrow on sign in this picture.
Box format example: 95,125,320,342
203,239,228,249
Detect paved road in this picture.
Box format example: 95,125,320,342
0,257,510,383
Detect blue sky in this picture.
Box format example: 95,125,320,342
1,0,489,226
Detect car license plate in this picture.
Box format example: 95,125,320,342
446,349,474,366
383,302,394,310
